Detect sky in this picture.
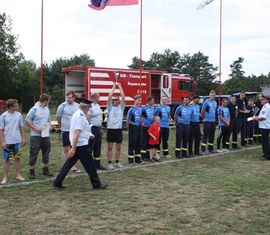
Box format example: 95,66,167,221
0,0,270,81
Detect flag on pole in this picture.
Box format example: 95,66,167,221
197,0,215,10
89,0,139,10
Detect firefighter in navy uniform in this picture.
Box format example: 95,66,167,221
174,96,192,158
188,95,201,156
245,99,255,145
253,97,262,144
228,95,239,149
127,95,144,165
155,96,172,158
141,96,155,161
253,95,270,160
53,99,107,190
200,90,217,155
236,91,250,147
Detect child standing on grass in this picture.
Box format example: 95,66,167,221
148,116,161,162
0,99,26,184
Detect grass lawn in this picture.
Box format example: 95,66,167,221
0,128,270,234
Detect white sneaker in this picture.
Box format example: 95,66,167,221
153,154,161,161
217,149,223,153
115,162,123,168
107,163,114,170
163,155,172,159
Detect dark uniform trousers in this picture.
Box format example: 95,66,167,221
88,126,102,168
201,122,216,152
253,121,262,144
237,117,246,146
188,122,201,155
245,121,254,144
229,119,238,149
128,124,142,163
217,126,230,149
261,128,270,158
141,126,150,160
175,124,190,158
158,127,170,156
54,145,101,188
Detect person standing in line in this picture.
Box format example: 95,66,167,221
253,96,262,144
200,90,217,155
56,91,80,173
228,95,239,150
127,95,144,165
236,91,250,147
141,96,155,161
174,96,192,158
253,95,270,160
155,96,172,158
0,99,26,184
106,82,125,170
53,99,108,189
188,95,201,157
88,93,106,170
147,116,161,162
245,98,255,145
216,98,230,153
25,94,53,179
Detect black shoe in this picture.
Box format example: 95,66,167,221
53,184,66,190
29,169,36,179
175,154,183,159
96,165,106,170
93,184,108,190
43,167,53,177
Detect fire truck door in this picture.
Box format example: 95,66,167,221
161,74,172,104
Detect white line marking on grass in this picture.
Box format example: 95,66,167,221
0,146,261,189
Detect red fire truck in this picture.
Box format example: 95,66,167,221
0,100,6,115
62,66,195,108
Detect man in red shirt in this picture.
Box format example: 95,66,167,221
148,116,161,161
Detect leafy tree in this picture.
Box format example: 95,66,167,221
0,13,23,99
229,57,245,79
223,57,247,94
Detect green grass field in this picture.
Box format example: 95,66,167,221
0,128,270,235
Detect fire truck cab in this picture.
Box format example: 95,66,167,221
62,66,195,108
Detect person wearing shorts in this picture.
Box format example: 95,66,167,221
56,91,80,173
106,82,125,170
0,99,26,184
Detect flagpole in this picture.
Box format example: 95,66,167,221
40,0,44,95
139,0,143,93
218,0,222,105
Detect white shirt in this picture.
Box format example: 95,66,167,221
0,111,24,144
69,109,92,147
258,103,270,129
89,103,103,127
107,104,125,129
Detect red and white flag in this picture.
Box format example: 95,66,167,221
89,0,139,10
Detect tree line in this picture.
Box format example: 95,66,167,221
1,12,270,104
